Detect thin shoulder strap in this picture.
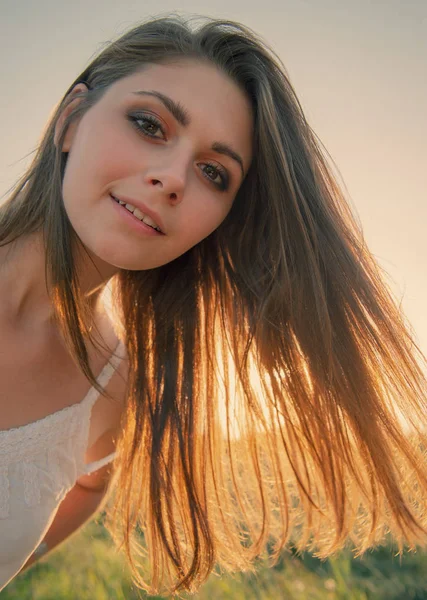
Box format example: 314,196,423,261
82,451,118,476
81,340,126,412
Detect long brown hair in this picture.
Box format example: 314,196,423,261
1,14,426,596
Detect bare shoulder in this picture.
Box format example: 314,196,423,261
94,288,129,415
75,291,130,492
105,342,129,421
76,347,129,492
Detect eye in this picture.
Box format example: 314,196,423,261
127,113,166,140
200,162,229,192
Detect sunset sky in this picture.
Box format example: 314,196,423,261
1,0,426,354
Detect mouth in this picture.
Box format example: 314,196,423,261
110,194,164,234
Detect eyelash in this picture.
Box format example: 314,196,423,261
127,113,230,192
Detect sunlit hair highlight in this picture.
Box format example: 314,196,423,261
1,14,426,597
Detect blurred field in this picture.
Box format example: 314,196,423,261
2,511,427,599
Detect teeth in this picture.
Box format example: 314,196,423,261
142,214,159,230
113,195,161,232
133,208,160,231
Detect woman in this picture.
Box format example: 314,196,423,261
1,14,426,595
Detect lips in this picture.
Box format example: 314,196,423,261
110,193,166,234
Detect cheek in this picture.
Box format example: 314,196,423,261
63,121,138,195
184,200,232,243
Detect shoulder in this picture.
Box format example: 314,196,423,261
93,288,129,410
76,346,129,492
106,342,129,413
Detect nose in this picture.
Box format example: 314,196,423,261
143,157,187,204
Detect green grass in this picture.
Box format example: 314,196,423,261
2,512,427,599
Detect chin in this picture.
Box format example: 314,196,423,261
82,243,170,272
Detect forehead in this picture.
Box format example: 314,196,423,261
106,59,253,168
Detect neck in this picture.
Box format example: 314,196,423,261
0,231,119,332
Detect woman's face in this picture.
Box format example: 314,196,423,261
57,59,253,271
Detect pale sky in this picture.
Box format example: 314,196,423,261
1,0,426,353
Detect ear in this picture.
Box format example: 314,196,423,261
54,83,89,152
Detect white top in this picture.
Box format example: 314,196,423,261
0,341,125,591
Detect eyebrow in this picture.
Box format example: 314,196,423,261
131,90,245,178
